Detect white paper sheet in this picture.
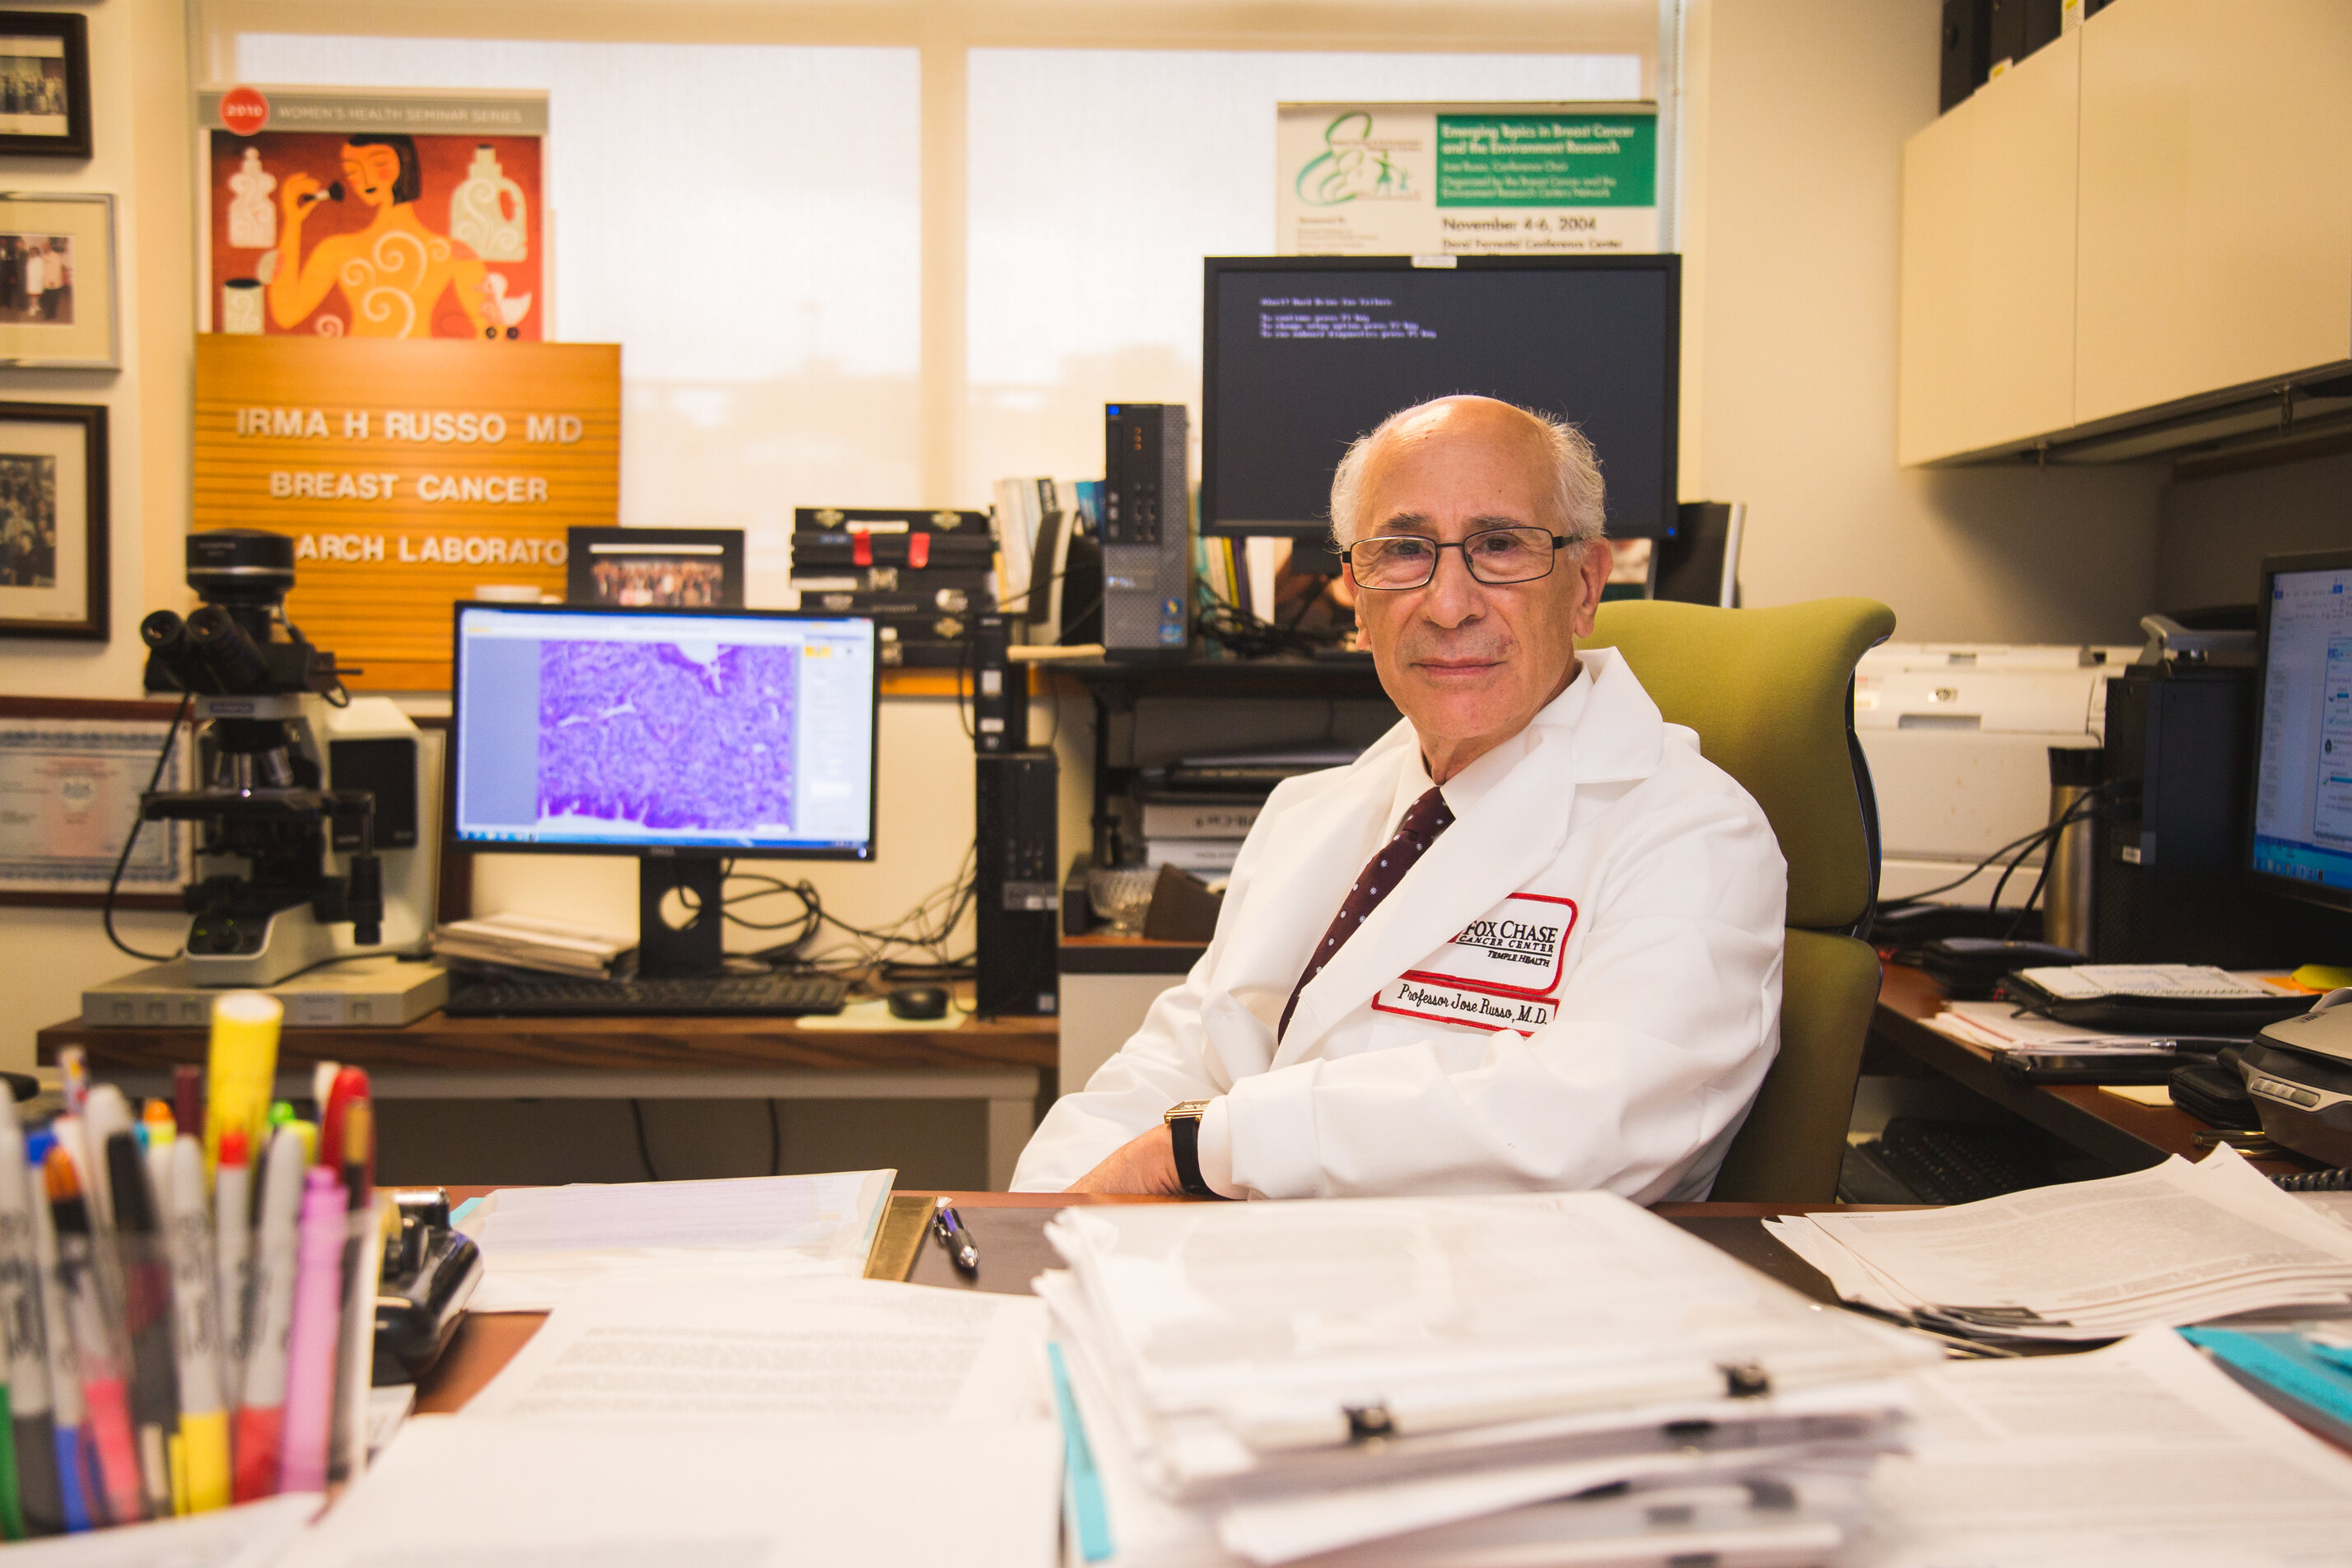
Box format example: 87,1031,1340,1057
1848,1328,2352,1567
456,1168,894,1312
2,1493,322,1566
275,1414,1061,1568
1781,1146,2352,1337
466,1274,1049,1425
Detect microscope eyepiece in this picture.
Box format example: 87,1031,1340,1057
186,603,273,693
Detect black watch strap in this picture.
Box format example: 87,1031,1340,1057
1164,1102,1223,1199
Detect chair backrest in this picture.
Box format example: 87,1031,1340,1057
1583,596,1897,1201
1584,597,1894,931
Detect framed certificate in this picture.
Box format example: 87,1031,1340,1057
0,698,191,908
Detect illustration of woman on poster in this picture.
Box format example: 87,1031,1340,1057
268,133,497,339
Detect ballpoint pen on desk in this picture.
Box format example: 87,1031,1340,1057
45,1147,144,1525
166,1136,230,1513
932,1197,980,1276
277,1164,346,1495
102,1132,177,1519
233,1125,307,1503
27,1133,94,1533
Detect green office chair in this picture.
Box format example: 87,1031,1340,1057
1584,596,1897,1202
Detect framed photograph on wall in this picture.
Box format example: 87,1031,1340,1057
0,193,115,367
0,401,106,639
0,13,91,161
0,697,192,908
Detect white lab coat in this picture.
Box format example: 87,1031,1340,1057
1012,646,1788,1202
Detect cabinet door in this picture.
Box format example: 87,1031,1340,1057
2076,0,2352,426
1898,34,2080,466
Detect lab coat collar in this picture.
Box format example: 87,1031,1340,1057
1273,643,1665,1062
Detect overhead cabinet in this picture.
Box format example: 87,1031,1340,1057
1899,0,2352,467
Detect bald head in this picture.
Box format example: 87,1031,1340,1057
1328,396,1606,548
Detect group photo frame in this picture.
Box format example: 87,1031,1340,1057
0,12,91,161
0,400,106,640
0,192,116,367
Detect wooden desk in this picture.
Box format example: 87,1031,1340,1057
37,1011,1058,1190
412,1191,1885,1416
1869,964,2316,1177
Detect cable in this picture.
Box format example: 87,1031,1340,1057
2001,786,2108,940
103,690,193,963
1878,813,2100,912
629,1099,661,1182
766,1099,782,1177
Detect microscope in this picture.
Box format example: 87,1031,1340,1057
137,530,441,987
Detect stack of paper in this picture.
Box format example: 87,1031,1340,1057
430,911,631,978
455,1168,894,1310
1925,1001,2177,1056
1039,1192,1938,1566
1769,1145,2352,1342
1854,1327,2352,1566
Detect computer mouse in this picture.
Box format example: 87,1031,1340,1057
887,985,950,1020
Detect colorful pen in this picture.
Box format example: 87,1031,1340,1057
0,1094,35,1539
77,1091,134,1236
310,1062,341,1126
171,1067,203,1142
102,1132,175,1519
164,1138,228,1514
276,1165,345,1495
44,1149,143,1525
231,1125,306,1504
328,1090,374,1484
212,1127,252,1437
55,1048,87,1119
204,993,281,1181
26,1134,92,1533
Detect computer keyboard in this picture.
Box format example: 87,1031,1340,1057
443,971,849,1019
1846,1118,2056,1206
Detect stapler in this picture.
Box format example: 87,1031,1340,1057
373,1188,483,1385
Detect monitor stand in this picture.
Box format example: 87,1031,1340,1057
637,856,726,978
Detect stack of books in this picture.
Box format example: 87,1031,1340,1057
789,506,997,668
430,912,629,979
1038,1192,1933,1566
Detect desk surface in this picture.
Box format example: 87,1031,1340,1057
1873,964,2316,1176
36,1010,1059,1076
411,1191,1881,1417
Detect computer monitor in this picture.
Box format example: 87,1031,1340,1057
2249,548,2352,913
1200,255,1680,540
450,603,879,974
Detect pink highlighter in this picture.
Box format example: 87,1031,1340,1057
276,1166,347,1495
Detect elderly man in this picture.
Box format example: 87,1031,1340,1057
1011,395,1786,1202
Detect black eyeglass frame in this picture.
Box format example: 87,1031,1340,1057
1339,527,1573,591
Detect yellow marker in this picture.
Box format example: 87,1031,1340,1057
287,1119,319,1168
203,992,282,1179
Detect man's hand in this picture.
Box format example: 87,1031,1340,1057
1066,1123,1184,1196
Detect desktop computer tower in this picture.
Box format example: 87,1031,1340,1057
1101,404,1192,660
975,750,1059,1018
2093,665,2309,965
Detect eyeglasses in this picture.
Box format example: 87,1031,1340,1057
1341,526,1570,591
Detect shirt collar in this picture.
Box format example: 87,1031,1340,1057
1384,657,1597,835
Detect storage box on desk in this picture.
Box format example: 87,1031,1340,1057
791,568,999,618
790,507,996,572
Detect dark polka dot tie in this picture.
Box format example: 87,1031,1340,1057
1276,786,1456,1044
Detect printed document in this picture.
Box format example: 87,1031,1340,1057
276,1415,1060,1568
457,1167,894,1311
466,1274,1048,1424
1852,1328,2352,1566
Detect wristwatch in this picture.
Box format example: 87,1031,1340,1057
1164,1100,1225,1199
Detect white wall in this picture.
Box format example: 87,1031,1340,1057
1680,0,2164,646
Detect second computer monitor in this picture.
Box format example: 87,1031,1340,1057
2251,549,2352,912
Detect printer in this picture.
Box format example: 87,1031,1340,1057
1855,643,2137,908
2242,991,2352,1167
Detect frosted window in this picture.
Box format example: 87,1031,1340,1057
234,35,922,604
964,49,1642,493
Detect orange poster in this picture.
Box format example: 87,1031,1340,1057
192,334,620,690
198,86,546,343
